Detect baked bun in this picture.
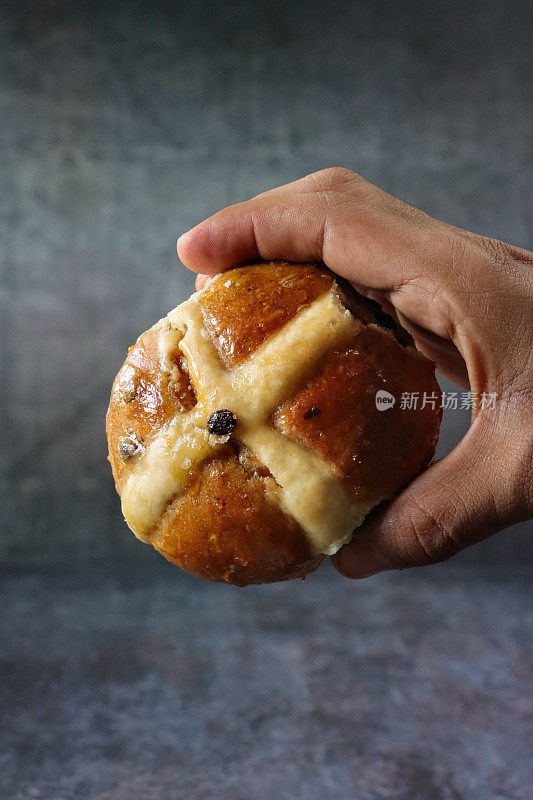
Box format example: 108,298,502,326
106,262,441,585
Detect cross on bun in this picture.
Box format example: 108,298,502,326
106,262,442,585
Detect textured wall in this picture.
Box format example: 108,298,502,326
1,0,531,566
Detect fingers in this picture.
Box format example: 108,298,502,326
177,168,529,384
176,168,380,276
350,284,469,386
177,184,433,296
332,412,528,578
176,168,368,276
177,192,330,276
177,182,458,346
395,313,470,388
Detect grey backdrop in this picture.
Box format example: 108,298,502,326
1,0,531,567
1,3,533,800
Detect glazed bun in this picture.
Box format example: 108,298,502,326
106,262,441,585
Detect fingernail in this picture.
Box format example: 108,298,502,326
333,540,391,579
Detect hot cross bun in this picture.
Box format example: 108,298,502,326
106,262,442,585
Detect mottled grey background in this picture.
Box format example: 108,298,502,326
1,2,532,799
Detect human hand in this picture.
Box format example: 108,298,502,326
177,168,533,578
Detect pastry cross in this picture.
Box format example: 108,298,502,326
120,285,370,554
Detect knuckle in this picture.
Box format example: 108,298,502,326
479,235,517,272
313,166,357,188
402,498,463,566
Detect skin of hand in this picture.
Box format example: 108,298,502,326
177,168,533,578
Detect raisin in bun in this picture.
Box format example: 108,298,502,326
106,262,441,585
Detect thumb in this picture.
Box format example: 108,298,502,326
332,411,529,578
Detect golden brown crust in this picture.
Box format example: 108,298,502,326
273,324,442,505
106,260,442,585
150,445,322,586
198,262,334,367
106,325,196,492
